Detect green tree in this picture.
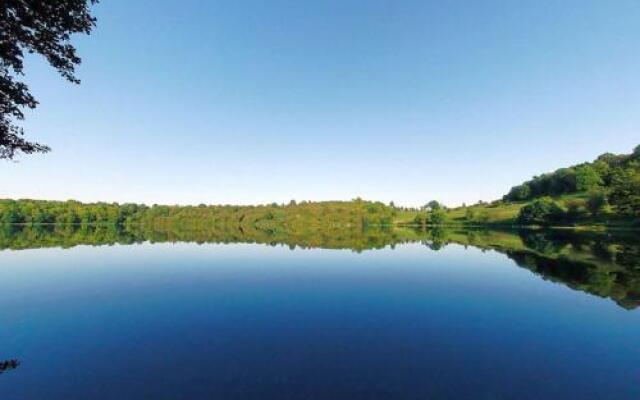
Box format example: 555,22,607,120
550,168,577,195
413,213,428,226
32,209,55,225
586,191,608,216
1,202,24,224
504,184,531,201
565,200,588,222
428,208,447,225
593,160,612,185
517,198,565,226
609,168,640,216
501,145,639,200
423,200,441,211
575,165,603,192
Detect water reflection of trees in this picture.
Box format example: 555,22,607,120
0,359,20,375
0,224,420,253
418,227,640,309
1,224,639,309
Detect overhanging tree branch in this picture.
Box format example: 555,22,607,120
0,0,98,159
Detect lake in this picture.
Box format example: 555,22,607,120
1,226,639,399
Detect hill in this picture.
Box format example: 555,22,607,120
1,145,638,230
403,144,640,228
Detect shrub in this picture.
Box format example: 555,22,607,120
565,200,589,221
465,208,475,221
517,198,565,226
609,168,640,217
428,209,447,225
576,165,603,192
413,213,428,226
476,211,490,223
586,191,608,216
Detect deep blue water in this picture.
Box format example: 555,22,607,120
1,242,639,399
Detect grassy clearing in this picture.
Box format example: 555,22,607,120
393,192,634,228
393,201,525,226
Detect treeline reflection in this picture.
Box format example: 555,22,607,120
426,228,640,309
1,224,639,309
0,359,20,375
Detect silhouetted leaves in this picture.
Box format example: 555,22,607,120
1,0,98,159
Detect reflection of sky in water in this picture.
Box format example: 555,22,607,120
1,243,639,399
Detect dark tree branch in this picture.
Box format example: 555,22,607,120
0,0,98,159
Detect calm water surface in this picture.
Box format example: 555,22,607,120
0,228,639,399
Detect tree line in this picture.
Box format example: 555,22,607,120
512,145,640,225
503,145,639,211
0,198,396,229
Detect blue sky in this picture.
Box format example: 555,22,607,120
2,0,639,206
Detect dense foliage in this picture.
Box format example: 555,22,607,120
504,145,640,207
500,145,640,225
412,208,447,226
2,145,638,229
609,166,640,217
0,198,396,229
0,223,418,253
516,198,565,226
0,199,142,225
416,227,640,309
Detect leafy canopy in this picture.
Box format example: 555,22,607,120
1,0,97,159
517,197,565,226
503,144,639,202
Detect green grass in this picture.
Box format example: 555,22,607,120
393,209,423,224
444,201,524,225
393,201,525,226
394,192,634,228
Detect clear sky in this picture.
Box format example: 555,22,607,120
2,0,639,207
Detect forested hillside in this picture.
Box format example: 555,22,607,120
402,144,640,227
503,145,640,215
1,145,638,230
